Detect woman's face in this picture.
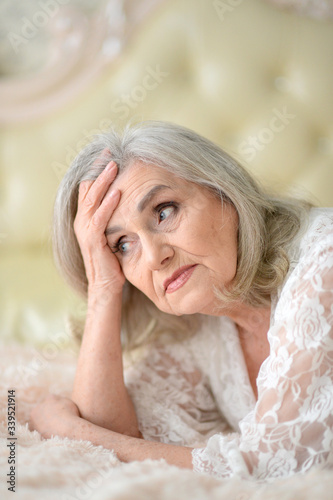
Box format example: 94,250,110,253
105,162,239,316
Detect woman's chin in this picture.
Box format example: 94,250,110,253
162,291,213,316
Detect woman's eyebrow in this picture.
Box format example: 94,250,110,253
105,184,173,236
137,184,173,213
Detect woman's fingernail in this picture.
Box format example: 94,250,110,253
108,189,119,198
106,161,117,171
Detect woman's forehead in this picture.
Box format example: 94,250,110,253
111,161,190,193
105,164,203,232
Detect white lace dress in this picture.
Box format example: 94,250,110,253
124,207,333,481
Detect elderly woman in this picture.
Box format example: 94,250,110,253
29,121,333,481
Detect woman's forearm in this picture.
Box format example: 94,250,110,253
71,290,140,437
69,415,194,469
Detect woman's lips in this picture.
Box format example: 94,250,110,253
165,265,197,293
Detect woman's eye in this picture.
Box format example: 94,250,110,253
159,205,174,222
110,239,131,255
110,203,177,256
119,241,130,253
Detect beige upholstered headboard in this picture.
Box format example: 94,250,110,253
1,0,332,344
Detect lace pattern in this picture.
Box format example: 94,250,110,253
125,208,333,481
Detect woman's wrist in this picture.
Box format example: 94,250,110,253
69,416,193,469
66,413,82,438
86,286,122,329
87,283,123,303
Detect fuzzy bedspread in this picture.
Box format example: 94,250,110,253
1,340,332,500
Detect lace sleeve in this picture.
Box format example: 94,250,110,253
192,215,333,480
124,340,231,448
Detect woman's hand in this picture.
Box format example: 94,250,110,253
74,149,125,296
29,393,80,439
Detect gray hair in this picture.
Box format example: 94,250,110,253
53,120,311,350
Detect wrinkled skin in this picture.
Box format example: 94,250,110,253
104,161,239,316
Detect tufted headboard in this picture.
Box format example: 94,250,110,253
1,0,332,345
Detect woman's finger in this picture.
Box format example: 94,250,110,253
92,147,111,169
78,180,94,204
77,147,113,204
91,188,121,231
83,161,118,211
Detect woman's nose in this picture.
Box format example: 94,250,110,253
141,233,174,270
